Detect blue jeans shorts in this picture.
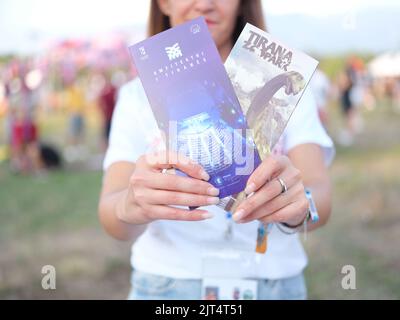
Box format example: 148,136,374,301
128,270,307,300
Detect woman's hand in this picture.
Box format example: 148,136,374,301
232,155,309,226
116,151,220,225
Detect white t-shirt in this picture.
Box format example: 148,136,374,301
103,78,335,280
310,69,331,110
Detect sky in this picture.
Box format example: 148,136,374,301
0,0,399,54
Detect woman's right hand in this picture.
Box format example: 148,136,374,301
116,151,220,225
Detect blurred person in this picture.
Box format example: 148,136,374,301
394,78,400,112
2,68,15,162
349,57,366,108
385,77,400,112
340,57,369,145
64,81,87,162
8,63,40,174
338,58,358,146
98,76,117,150
98,0,334,300
310,68,331,127
0,75,7,117
9,105,39,173
1,68,11,143
66,82,86,145
9,108,29,173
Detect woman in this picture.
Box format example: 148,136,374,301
98,0,334,300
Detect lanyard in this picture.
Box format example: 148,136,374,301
255,222,273,253
219,194,272,254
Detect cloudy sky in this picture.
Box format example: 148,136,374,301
0,0,399,54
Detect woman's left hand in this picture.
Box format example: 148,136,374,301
233,155,309,226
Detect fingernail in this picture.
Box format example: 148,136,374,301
233,209,246,222
244,183,256,195
207,187,220,196
207,197,220,205
202,212,214,219
246,191,255,199
200,170,210,181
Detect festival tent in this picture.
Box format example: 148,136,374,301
368,51,400,78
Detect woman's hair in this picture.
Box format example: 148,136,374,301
147,0,266,43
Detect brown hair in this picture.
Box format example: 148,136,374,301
147,0,266,43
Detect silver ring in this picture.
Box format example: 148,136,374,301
277,177,288,194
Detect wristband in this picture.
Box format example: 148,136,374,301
277,188,319,234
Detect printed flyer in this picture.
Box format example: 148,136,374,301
223,24,319,252
129,17,261,199
225,23,319,159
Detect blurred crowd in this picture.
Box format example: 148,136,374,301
311,55,400,146
0,36,134,174
1,37,399,175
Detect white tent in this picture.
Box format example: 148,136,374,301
368,51,400,78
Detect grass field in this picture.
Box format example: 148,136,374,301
0,99,399,299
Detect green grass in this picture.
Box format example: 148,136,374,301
0,96,400,299
0,168,102,240
303,99,400,299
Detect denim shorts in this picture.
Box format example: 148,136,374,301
128,270,307,300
